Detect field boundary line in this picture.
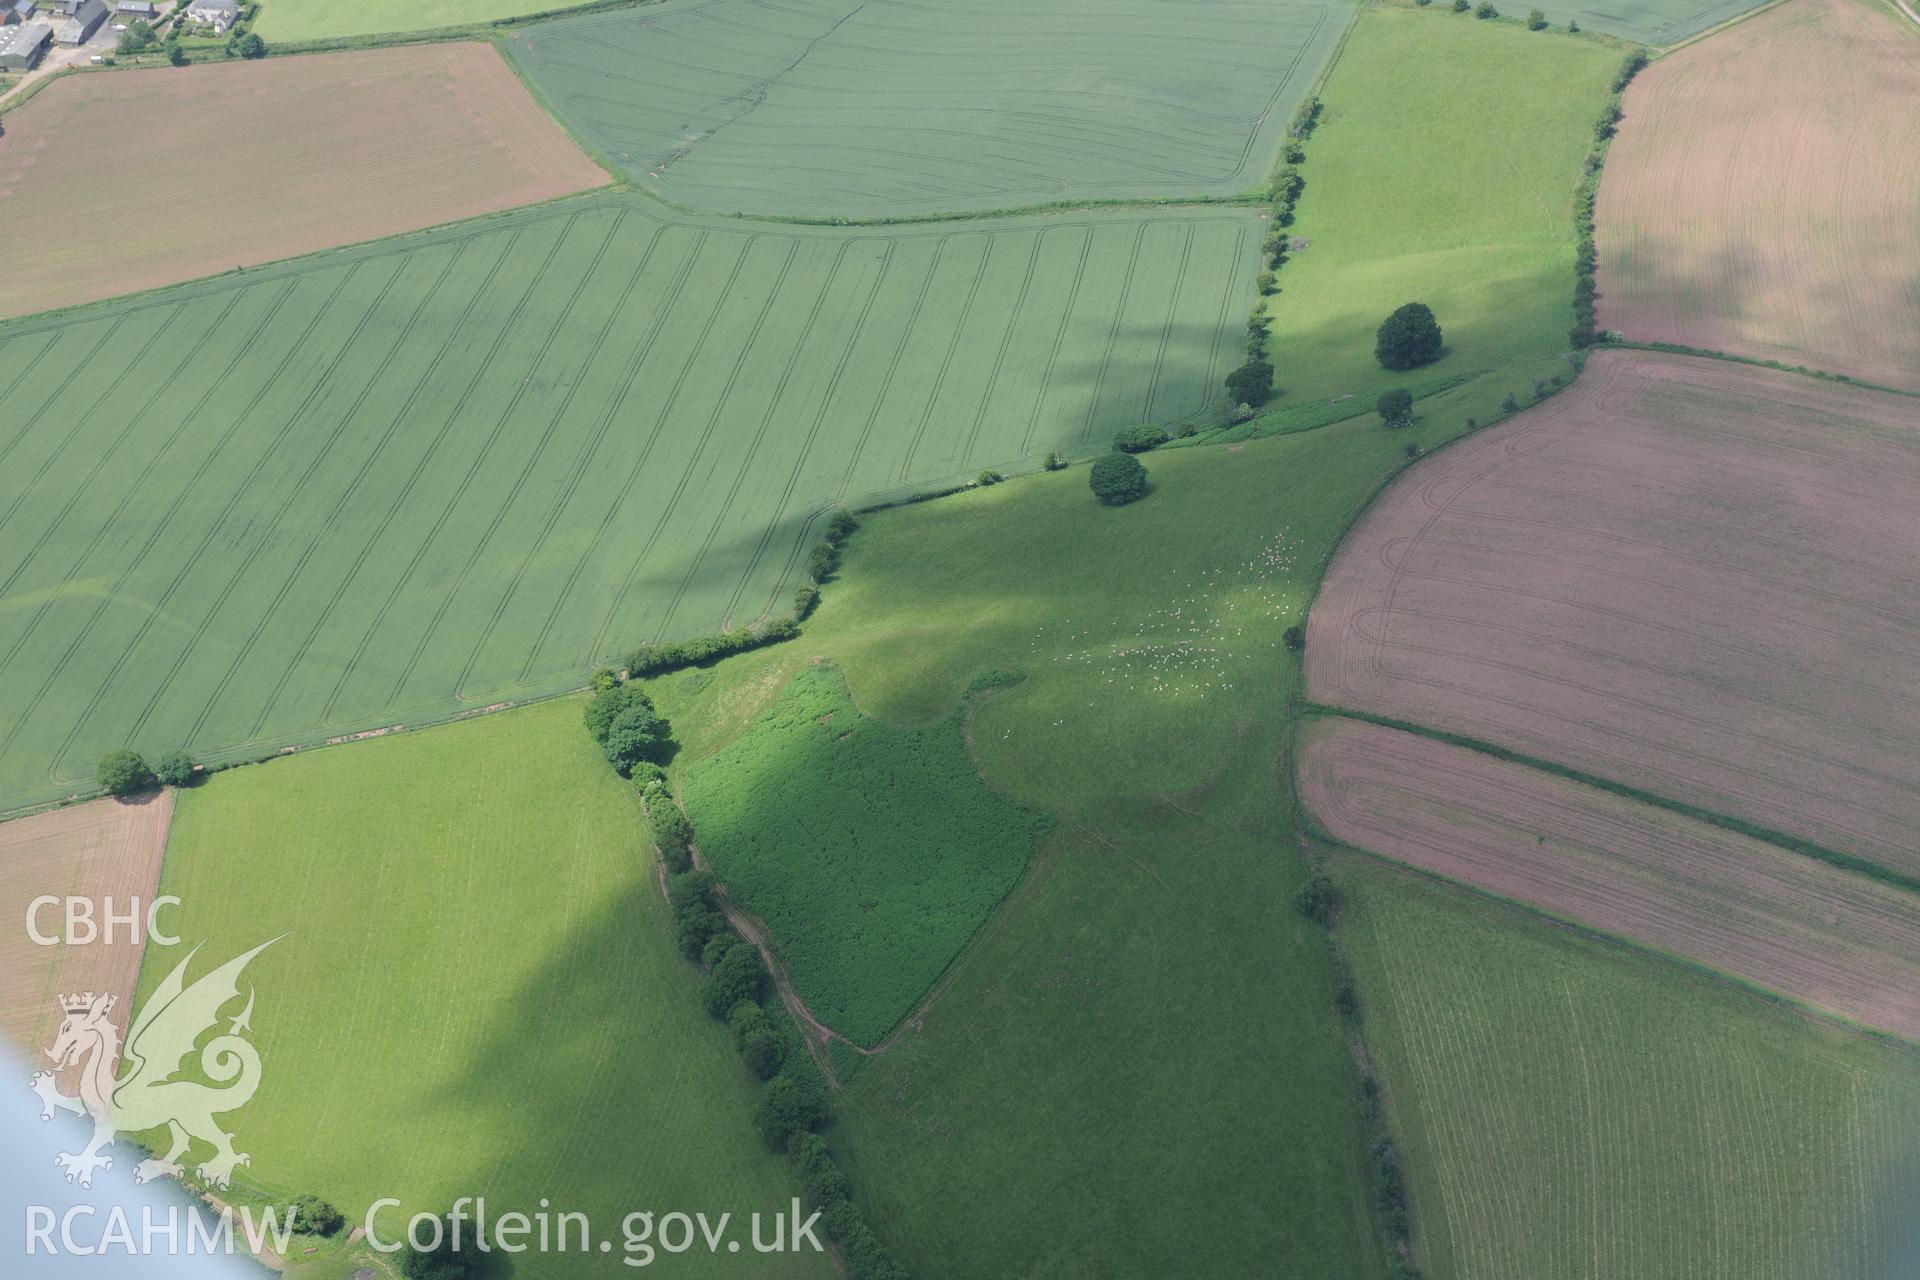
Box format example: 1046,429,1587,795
1319,836,1920,1052
1299,702,1920,897
1601,340,1920,400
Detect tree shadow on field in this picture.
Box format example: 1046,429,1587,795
402,878,797,1275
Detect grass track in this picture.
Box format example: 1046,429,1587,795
1338,857,1920,1279
0,193,1258,814
139,697,832,1279
508,0,1351,217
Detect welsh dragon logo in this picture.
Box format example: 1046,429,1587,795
30,939,278,1191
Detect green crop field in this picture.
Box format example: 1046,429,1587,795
508,0,1350,218
138,696,833,1279
640,417,1491,1278
0,194,1256,815
1257,7,1614,429
680,662,1043,1047
251,0,595,43
1337,858,1920,1279
1468,0,1769,43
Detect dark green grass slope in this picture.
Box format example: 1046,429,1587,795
644,423,1448,1279
0,194,1256,813
509,0,1351,218
681,662,1044,1046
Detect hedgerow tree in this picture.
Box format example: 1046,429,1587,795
754,1076,826,1150
152,749,195,788
1088,452,1148,506
1225,356,1275,405
1375,302,1443,371
604,704,671,774
289,1195,344,1237
98,750,155,798
703,940,766,1017
1375,389,1414,426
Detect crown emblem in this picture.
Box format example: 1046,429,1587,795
59,992,112,1016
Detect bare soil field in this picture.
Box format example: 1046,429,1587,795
1596,0,1920,390
1306,349,1920,879
1299,717,1920,1040
0,793,172,1067
0,44,606,319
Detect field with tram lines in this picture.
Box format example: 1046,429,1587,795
0,194,1256,813
508,0,1348,218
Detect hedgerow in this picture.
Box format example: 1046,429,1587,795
1570,53,1649,348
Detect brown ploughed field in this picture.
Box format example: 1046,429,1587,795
1299,717,1920,1040
0,793,173,1065
0,44,606,319
1595,0,1920,390
1306,349,1920,879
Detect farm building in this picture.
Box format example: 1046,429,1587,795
115,0,152,13
183,0,234,29
57,0,102,41
0,16,49,65
4,0,36,24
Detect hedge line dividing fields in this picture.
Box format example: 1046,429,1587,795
508,0,1351,218
0,194,1259,814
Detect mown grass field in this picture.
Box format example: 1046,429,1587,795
509,0,1350,218
0,194,1256,814
0,45,605,320
139,697,832,1279
643,419,1479,1278
681,662,1042,1047
1257,7,1613,428
1338,858,1920,1280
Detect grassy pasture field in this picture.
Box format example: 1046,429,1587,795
1597,0,1920,390
680,662,1043,1047
0,793,171,1060
1255,7,1613,429
250,0,594,42
508,0,1350,218
1307,349,1920,881
139,697,832,1280
0,45,606,320
1299,717,1920,1040
1338,858,1920,1280
0,194,1257,815
640,417,1497,1278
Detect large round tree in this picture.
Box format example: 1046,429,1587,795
97,749,155,798
1089,452,1149,506
1375,302,1444,371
